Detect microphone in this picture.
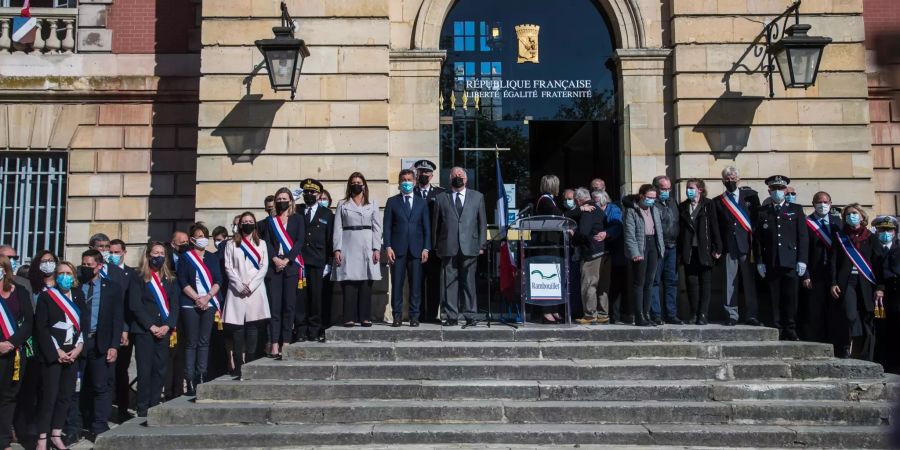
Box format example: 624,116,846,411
516,204,532,218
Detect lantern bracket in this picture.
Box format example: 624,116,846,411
763,1,802,98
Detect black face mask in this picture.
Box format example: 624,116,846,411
177,243,190,254
275,201,291,213
303,194,318,205
723,180,737,192
349,184,364,196
149,256,165,269
451,177,465,189
417,174,430,186
77,266,95,283
240,223,256,235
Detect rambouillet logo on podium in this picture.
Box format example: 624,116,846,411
529,263,562,300
515,24,540,64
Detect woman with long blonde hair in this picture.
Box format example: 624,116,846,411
130,242,179,417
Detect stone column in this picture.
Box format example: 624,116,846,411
388,50,445,173
614,48,671,194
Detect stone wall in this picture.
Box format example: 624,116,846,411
670,0,873,207
0,54,199,266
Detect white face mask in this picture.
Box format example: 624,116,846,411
814,203,830,216
194,238,209,249
0,268,4,279
39,261,57,275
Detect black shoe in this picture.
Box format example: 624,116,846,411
634,319,652,327
442,319,458,327
465,318,476,328
744,318,762,326
696,314,708,325
392,319,402,327
410,319,420,327
317,335,327,343
652,318,664,326
361,321,373,327
780,330,800,341
724,318,738,326
665,318,683,325
185,381,196,397
297,335,307,342
83,431,98,443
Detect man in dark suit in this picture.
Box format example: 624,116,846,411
433,166,487,327
384,169,432,327
713,166,762,326
754,175,808,341
257,195,276,239
163,230,188,401
108,239,141,421
295,178,334,342
413,159,446,323
800,191,843,346
78,249,124,439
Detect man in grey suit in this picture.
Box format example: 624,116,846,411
432,167,487,327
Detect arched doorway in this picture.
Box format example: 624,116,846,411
437,0,620,221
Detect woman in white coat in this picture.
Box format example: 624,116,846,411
223,212,270,379
333,172,382,327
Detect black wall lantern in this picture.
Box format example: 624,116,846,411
254,1,311,100
763,1,831,97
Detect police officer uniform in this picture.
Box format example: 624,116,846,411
754,175,808,340
412,160,446,323
872,216,899,371
294,179,334,343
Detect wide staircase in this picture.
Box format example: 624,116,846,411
97,324,898,449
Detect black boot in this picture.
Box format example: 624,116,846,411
185,379,196,397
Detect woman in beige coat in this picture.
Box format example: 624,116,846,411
223,212,269,379
333,172,382,327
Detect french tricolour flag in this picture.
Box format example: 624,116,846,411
13,0,37,45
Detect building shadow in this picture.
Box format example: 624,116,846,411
211,94,285,164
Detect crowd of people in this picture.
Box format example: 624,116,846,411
0,160,898,450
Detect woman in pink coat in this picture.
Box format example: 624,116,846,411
223,212,270,380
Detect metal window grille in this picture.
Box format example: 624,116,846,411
0,153,67,264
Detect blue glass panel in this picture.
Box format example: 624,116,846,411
492,62,502,75
454,62,465,76
481,62,491,75
465,36,474,51
480,21,486,35
454,37,464,51
465,62,475,76
465,21,474,35
454,21,463,36
480,36,490,51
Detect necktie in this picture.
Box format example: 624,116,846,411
455,193,463,216
406,196,412,211
87,281,95,332
306,207,312,224
421,189,428,199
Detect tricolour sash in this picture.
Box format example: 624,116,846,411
184,250,220,311
805,216,833,249
47,287,80,332
0,296,16,340
270,216,307,288
185,249,223,329
148,272,170,321
835,231,876,285
239,238,262,270
720,193,752,232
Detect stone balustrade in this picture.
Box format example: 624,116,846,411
0,7,77,54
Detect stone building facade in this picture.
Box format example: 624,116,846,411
0,0,895,266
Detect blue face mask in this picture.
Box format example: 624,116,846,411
564,199,575,209
318,200,330,209
658,190,670,201
107,254,122,266
770,190,785,203
685,188,696,200
846,213,861,226
56,273,74,291
879,231,894,244
399,181,415,194
642,198,656,207
785,194,796,204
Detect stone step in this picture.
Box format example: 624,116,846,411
95,421,888,449
148,396,890,427
241,358,883,381
324,324,780,343
283,340,834,361
197,378,893,402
